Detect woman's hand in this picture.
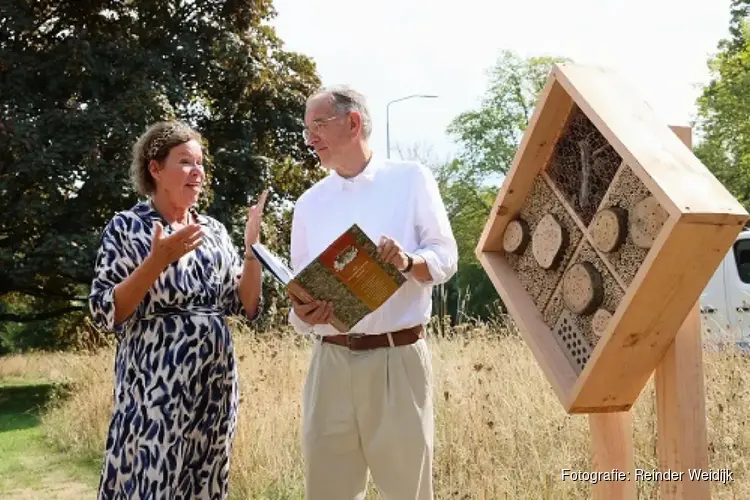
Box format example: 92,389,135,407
149,221,203,269
113,221,202,325
237,189,268,320
245,189,269,248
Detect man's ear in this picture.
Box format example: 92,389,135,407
348,111,362,138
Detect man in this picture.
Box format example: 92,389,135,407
288,85,458,500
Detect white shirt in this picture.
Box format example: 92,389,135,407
287,154,458,336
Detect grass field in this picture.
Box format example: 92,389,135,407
0,379,99,499
1,322,749,499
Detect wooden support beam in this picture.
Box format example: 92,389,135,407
589,412,636,499
653,126,710,499
655,303,711,499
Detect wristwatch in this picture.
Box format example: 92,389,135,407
401,253,414,273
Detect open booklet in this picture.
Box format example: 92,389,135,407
250,223,407,332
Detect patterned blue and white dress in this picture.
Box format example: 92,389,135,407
89,200,262,500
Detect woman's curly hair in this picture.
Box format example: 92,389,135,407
129,120,203,196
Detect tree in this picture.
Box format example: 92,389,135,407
693,1,750,208
447,50,572,181
721,0,750,54
441,50,572,321
392,144,469,327
0,0,323,343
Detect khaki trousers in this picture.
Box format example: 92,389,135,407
301,336,434,500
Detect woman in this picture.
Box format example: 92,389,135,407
89,120,266,499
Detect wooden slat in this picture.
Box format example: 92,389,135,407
567,217,743,412
477,251,578,407
475,78,574,254
569,122,745,412
551,64,746,219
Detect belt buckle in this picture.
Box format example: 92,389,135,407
346,333,364,349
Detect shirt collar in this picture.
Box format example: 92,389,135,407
329,152,382,188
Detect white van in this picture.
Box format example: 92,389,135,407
700,227,750,349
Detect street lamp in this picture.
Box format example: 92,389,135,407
386,94,438,159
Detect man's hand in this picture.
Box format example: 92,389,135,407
288,290,334,326
377,235,408,271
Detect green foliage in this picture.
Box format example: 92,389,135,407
447,50,572,181
431,159,496,320
721,0,750,54
436,50,572,321
0,0,324,344
693,1,750,208
0,292,107,354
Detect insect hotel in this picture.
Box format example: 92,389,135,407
475,63,749,416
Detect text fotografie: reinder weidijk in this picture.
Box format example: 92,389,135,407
561,468,733,484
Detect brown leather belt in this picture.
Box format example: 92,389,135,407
321,324,424,351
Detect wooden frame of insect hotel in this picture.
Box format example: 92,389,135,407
475,63,749,415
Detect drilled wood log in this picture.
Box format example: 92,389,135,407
590,207,628,253
629,196,668,249
562,261,604,315
532,213,569,269
503,219,530,255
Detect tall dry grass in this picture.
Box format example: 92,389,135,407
3,323,750,499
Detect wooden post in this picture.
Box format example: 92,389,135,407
589,412,636,499
587,125,709,500
653,126,710,499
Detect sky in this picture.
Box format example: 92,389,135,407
269,0,733,165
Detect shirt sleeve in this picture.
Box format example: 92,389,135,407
287,198,330,337
88,214,141,340
218,222,263,322
410,163,459,286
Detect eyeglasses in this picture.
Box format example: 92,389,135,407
302,115,342,143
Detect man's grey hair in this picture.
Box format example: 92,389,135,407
308,85,373,139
